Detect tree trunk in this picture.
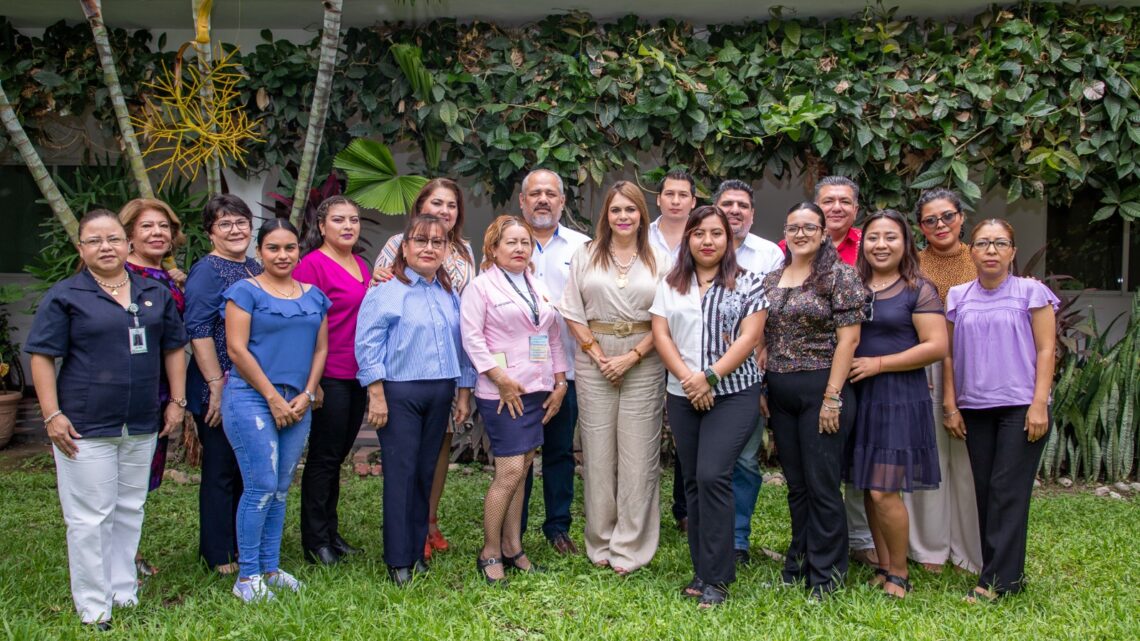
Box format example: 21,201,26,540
79,0,154,199
192,0,222,196
289,0,344,225
0,79,80,242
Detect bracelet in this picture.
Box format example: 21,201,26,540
580,338,596,354
944,409,960,418
631,346,644,362
826,383,841,394
823,394,841,403
821,404,840,413
206,374,224,383
43,410,63,424
554,381,569,389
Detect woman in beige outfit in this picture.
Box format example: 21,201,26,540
558,181,668,575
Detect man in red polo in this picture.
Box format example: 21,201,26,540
778,175,862,266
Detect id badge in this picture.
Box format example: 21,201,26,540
528,335,550,362
129,327,148,354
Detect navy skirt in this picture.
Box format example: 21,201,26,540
849,369,942,493
476,392,546,457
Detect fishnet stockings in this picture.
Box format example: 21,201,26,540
480,451,535,579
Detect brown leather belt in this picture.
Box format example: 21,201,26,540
587,320,651,338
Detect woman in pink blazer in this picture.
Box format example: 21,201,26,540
461,215,569,584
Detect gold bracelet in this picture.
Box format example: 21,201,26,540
631,346,644,362
580,338,596,353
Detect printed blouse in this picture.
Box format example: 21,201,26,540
763,263,866,373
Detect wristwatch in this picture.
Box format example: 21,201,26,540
170,397,188,408
305,389,317,403
703,367,720,387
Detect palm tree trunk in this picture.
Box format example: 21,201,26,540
289,0,344,225
192,0,222,196
79,0,154,199
0,79,80,242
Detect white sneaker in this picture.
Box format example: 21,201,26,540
232,575,276,602
264,569,303,593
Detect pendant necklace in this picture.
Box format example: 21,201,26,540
262,276,298,298
93,274,129,296
611,250,637,289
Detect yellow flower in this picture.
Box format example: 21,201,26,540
0,363,9,378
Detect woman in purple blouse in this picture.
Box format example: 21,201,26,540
295,196,373,565
943,218,1057,603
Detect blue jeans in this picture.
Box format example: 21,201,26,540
522,381,578,540
222,377,312,578
733,418,765,550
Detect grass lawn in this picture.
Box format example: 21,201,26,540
1,452,1137,640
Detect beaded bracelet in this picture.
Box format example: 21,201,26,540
43,410,63,425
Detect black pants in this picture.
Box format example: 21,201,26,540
377,379,454,567
300,377,366,552
521,381,578,540
672,454,688,522
767,369,853,594
197,412,243,567
961,405,1047,594
667,384,761,586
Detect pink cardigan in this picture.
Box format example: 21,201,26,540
460,265,569,400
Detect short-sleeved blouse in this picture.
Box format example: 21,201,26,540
293,249,370,380
946,276,1059,409
222,279,331,391
24,270,187,437
649,270,767,397
557,243,669,327
184,255,263,414
375,233,476,294
763,263,866,373
855,278,943,358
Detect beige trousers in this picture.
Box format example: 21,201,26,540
903,361,983,572
575,332,666,572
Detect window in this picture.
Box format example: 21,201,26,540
1047,189,1133,292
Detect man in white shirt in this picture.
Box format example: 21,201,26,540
517,168,591,555
712,179,783,565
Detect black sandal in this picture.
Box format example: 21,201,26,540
883,574,912,599
867,566,889,587
681,576,705,598
476,555,507,585
697,583,728,608
502,550,545,574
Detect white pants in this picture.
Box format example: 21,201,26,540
54,431,156,623
844,483,874,550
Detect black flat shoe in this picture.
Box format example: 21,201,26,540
476,555,508,585
698,583,728,608
413,559,430,575
387,565,414,586
304,546,341,566
883,574,912,599
502,550,545,574
332,534,363,556
681,576,705,598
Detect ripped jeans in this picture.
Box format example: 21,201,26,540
222,376,312,578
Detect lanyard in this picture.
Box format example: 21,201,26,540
505,273,540,326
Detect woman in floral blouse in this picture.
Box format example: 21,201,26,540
763,201,865,600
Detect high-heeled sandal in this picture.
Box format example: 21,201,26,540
476,555,508,585
502,550,545,574
427,517,450,552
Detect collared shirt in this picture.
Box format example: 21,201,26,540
355,267,476,388
736,233,785,278
531,224,590,380
25,270,188,438
648,218,682,257
649,271,767,397
778,226,862,266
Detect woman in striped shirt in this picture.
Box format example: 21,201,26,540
650,205,767,608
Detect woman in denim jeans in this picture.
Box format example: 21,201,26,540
221,219,330,602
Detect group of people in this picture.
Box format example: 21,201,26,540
27,167,1058,627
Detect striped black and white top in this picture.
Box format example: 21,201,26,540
649,269,767,397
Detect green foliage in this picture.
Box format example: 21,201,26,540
5,4,1140,218
334,138,428,215
1044,293,1140,482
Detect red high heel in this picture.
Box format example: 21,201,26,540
427,517,450,552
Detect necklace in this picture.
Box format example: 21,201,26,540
611,250,637,288
93,274,129,296
261,276,297,298
869,277,898,291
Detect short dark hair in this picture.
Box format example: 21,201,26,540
712,179,753,208
813,175,860,203
912,188,961,222
658,169,696,196
77,208,122,238
202,194,253,234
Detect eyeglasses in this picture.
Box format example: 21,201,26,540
213,219,251,233
862,290,875,322
919,210,960,229
784,223,821,236
79,236,126,247
410,236,447,250
971,239,1014,251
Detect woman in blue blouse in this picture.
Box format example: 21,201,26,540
222,219,330,602
184,194,262,575
26,209,187,629
355,215,475,586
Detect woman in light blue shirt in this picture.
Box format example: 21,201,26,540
355,214,476,586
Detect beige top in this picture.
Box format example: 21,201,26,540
557,243,671,325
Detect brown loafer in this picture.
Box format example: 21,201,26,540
549,532,579,555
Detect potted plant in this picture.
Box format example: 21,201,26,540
0,284,26,449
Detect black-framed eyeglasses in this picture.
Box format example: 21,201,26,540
784,223,822,236
919,210,960,229
971,238,1014,251
862,290,875,322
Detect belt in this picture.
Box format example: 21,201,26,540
587,320,651,338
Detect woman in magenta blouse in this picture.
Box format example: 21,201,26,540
294,196,372,565
943,218,1057,603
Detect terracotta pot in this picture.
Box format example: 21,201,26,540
0,390,20,449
